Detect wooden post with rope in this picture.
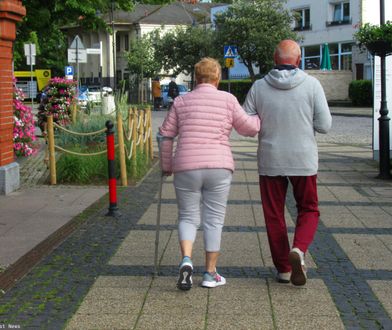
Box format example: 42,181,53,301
131,107,138,177
117,112,128,186
144,108,150,164
47,115,57,185
147,107,153,160
139,108,145,154
71,102,77,123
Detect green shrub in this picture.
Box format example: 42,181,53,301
218,80,253,104
348,80,373,106
56,148,150,185
56,148,107,184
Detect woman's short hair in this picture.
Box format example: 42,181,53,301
195,57,221,84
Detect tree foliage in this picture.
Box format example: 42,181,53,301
214,0,299,80
126,34,161,79
14,0,135,75
150,25,219,87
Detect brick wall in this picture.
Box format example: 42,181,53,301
307,70,353,101
0,0,26,166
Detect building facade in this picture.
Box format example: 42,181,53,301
63,3,219,90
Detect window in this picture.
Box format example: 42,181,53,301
294,8,311,31
328,1,350,25
124,34,129,51
303,45,321,69
301,42,353,71
116,34,120,52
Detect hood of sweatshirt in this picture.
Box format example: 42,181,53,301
264,68,307,90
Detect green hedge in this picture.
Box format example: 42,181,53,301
349,80,373,106
218,80,253,104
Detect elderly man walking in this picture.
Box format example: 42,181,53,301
243,40,332,286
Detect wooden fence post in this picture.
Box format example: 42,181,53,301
47,115,57,185
71,102,77,123
147,107,153,160
117,112,128,186
131,108,138,177
144,108,150,164
139,109,145,154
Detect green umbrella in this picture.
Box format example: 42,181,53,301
320,43,332,70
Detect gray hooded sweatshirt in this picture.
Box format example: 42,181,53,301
243,68,332,176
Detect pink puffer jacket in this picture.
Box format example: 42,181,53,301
159,83,260,173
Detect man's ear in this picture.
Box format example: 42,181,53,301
296,56,301,67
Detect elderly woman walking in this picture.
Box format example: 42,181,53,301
158,57,260,290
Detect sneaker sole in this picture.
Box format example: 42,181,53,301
177,265,193,291
276,278,290,284
288,252,307,286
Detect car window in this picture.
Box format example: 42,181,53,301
178,85,187,92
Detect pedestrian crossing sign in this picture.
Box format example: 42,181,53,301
224,45,238,58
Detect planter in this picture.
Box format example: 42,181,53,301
365,40,392,57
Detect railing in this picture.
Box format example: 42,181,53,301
326,18,352,27
45,106,153,186
293,24,312,31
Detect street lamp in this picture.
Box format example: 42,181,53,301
377,0,391,179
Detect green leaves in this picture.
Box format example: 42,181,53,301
215,0,299,79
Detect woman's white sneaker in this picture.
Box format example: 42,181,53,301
201,271,226,288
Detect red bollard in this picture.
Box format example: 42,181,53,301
106,120,121,217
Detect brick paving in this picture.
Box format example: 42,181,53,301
1,136,392,329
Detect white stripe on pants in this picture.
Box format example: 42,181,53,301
174,169,232,252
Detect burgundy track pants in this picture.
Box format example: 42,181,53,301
259,175,320,273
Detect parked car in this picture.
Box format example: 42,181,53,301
161,84,189,107
77,85,89,108
87,86,102,104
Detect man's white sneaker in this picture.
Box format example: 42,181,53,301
276,272,291,284
288,248,307,286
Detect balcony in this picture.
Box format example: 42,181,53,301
326,18,352,27
293,24,312,31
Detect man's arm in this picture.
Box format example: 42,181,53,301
242,83,258,116
313,81,332,134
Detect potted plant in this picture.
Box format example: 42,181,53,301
354,21,392,56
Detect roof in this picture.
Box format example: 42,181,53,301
105,2,227,26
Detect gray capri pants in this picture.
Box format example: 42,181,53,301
174,168,232,252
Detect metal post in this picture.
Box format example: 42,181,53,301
76,37,79,91
106,120,121,217
111,1,116,91
47,115,56,185
228,68,231,94
377,0,391,179
29,43,34,109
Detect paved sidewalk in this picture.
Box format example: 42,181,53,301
1,135,392,329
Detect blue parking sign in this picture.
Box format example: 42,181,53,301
65,66,74,76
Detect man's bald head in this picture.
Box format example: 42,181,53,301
274,40,301,67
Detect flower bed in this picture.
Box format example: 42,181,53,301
13,79,37,157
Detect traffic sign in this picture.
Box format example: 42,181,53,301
26,55,36,66
24,43,36,56
67,49,87,63
65,66,74,76
224,45,238,58
225,58,234,68
69,35,85,50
